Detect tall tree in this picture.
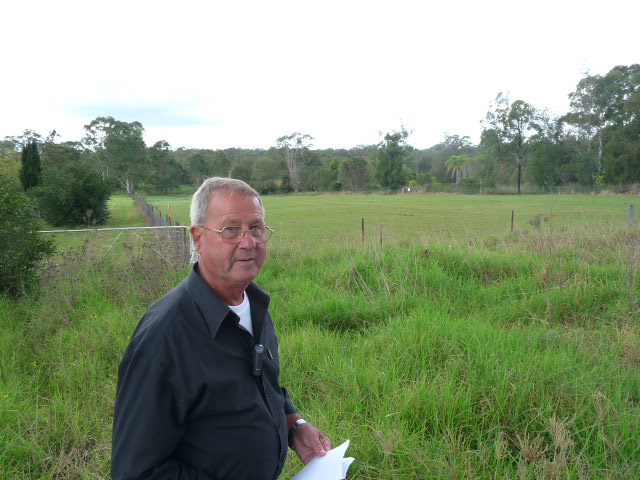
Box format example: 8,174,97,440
565,64,640,183
339,157,369,192
276,132,313,192
19,141,42,191
485,93,538,194
147,140,186,193
376,128,411,189
82,116,147,194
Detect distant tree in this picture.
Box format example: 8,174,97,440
0,172,55,295
82,116,147,194
485,93,538,194
187,151,209,187
210,151,231,177
19,141,42,191
339,157,369,192
4,129,44,151
230,157,254,183
376,128,411,189
146,140,186,193
34,162,112,226
253,150,287,192
564,65,640,176
446,154,471,184
0,143,21,180
41,141,82,169
276,132,314,192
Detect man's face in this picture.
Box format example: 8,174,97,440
192,191,266,301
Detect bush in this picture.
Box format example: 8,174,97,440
35,163,112,226
0,172,55,295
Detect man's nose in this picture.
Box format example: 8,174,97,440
237,230,257,248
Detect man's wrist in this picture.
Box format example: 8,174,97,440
288,418,307,448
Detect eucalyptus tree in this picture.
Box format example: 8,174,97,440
565,64,640,180
485,93,538,194
339,156,369,192
276,132,314,192
82,116,147,194
147,140,186,193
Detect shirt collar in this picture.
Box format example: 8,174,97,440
184,262,270,339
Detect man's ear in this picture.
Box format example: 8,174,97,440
190,226,203,254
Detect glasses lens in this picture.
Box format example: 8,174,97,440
250,226,267,243
220,226,271,244
221,227,242,243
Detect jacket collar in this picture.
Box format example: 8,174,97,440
184,262,270,339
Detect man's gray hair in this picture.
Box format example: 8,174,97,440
190,177,262,226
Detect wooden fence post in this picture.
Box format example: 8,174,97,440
511,210,515,232
628,204,635,229
361,218,365,244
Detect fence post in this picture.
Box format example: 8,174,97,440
511,210,515,232
379,225,383,245
361,218,365,244
628,204,635,229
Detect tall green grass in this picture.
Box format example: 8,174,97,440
1,195,639,479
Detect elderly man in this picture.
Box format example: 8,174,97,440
112,177,331,480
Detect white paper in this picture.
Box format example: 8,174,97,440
291,439,355,480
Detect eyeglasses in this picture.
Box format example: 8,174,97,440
199,225,274,244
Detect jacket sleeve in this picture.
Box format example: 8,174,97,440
282,387,298,416
111,331,214,480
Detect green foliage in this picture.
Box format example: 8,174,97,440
0,172,54,295
34,163,112,226
376,128,410,189
82,116,147,194
145,141,187,193
339,156,369,192
0,148,21,181
277,132,315,192
19,141,42,191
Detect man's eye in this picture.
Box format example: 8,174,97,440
224,226,242,232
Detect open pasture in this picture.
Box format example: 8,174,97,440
1,192,639,479
145,192,639,249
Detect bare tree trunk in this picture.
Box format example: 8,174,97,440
285,148,301,192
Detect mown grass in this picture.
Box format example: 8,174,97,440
1,194,639,479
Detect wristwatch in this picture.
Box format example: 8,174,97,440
288,418,307,447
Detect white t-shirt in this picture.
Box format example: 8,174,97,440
227,292,253,336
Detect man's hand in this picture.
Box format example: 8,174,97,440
291,422,332,465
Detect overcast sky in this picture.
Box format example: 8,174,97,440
2,0,638,150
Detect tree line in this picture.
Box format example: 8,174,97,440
1,64,639,211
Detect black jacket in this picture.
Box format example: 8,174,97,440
111,264,297,480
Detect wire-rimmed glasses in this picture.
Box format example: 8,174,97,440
199,225,274,244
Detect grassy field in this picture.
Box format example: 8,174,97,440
1,193,639,479
145,192,639,249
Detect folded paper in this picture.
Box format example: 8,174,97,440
291,439,354,480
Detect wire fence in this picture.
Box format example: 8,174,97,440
266,203,639,252
36,193,193,267
37,226,192,268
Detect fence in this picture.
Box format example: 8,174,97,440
38,226,192,268
36,192,194,267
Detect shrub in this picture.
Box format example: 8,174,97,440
0,172,55,295
35,163,112,226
